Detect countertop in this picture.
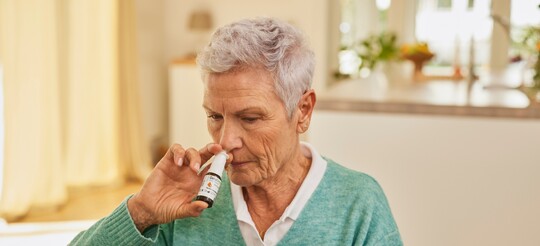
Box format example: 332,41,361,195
316,71,540,119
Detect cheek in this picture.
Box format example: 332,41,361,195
254,125,292,167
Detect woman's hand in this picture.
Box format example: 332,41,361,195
127,143,225,232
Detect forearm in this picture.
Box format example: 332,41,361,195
69,195,160,246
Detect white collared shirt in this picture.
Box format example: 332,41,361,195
230,142,328,246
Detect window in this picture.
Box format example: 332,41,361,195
510,0,540,58
510,1,540,33
338,0,391,77
337,0,540,79
416,0,492,74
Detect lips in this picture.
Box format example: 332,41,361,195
230,161,251,167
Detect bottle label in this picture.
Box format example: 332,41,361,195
197,175,222,200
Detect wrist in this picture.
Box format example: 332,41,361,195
127,194,155,233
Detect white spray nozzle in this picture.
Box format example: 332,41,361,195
197,150,228,175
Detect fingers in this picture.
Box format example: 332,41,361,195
199,143,234,163
184,148,201,172
199,143,222,161
167,144,199,172
168,144,186,167
167,143,230,173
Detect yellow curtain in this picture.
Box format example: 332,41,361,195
117,0,153,181
0,0,151,221
0,0,66,221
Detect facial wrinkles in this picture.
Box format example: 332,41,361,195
226,113,285,186
262,129,295,182
204,69,297,187
227,117,277,182
243,106,294,183
262,128,280,171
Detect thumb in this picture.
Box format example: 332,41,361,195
182,200,209,218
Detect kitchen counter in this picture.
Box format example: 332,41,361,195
316,77,540,119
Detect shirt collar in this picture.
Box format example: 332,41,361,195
230,141,327,223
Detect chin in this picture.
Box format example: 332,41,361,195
229,177,254,187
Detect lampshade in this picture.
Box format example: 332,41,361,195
188,10,213,31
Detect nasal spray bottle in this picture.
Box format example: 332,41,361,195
195,151,228,208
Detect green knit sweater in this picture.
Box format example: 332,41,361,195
70,159,402,245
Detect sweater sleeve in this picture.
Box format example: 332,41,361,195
69,195,168,246
354,177,403,246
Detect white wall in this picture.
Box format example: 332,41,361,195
135,0,167,145
309,111,540,246
168,64,211,148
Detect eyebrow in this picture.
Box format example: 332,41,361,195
202,105,213,112
202,105,265,115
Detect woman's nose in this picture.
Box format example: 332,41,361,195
219,121,242,151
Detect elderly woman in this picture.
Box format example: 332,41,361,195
71,18,402,245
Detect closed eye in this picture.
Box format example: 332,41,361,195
241,117,259,123
207,114,223,121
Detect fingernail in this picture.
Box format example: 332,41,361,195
177,157,183,166
195,162,201,170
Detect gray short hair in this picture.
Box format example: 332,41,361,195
197,17,315,118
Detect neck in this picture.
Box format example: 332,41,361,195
242,144,312,238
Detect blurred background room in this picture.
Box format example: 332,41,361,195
0,0,539,245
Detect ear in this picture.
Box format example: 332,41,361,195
296,89,316,134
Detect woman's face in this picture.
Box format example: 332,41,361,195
203,69,300,187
